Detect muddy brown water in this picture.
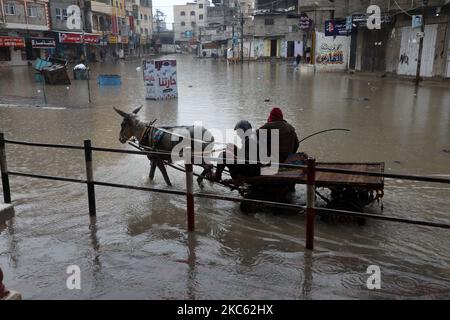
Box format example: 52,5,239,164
0,55,449,299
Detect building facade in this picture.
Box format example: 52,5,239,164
174,0,210,46
0,0,52,66
296,0,450,78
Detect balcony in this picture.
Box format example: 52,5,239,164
91,1,113,15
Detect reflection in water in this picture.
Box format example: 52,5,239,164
187,232,197,300
302,251,313,299
0,56,449,299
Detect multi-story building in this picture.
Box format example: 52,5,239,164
138,0,152,53
0,0,52,66
251,0,301,59
297,0,450,78
174,0,210,46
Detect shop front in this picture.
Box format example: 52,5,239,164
56,32,101,62
29,37,56,61
0,36,26,67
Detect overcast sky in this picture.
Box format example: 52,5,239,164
153,0,192,28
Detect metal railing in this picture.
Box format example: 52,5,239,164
1,132,450,250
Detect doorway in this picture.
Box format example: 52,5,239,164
270,39,277,57
286,41,294,58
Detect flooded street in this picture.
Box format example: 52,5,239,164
0,55,449,299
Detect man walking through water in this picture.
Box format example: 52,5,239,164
295,54,302,70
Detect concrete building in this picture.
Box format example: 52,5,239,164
174,0,210,46
0,0,51,66
137,0,152,53
295,0,450,78
249,0,301,60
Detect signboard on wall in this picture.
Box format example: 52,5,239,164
31,38,56,48
0,36,25,47
412,15,423,29
324,20,349,36
315,31,350,71
143,60,178,100
59,33,100,44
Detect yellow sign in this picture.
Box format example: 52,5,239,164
108,35,118,44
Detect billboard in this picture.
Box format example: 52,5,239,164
143,60,178,100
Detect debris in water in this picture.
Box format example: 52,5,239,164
264,98,271,102
443,149,450,153
136,67,141,71
394,161,403,164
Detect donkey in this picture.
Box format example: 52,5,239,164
114,106,215,187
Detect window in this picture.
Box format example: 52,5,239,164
4,3,15,15
199,14,203,20
191,21,196,27
145,28,148,35
199,4,203,9
144,15,148,21
55,8,62,20
190,11,195,16
181,21,185,26
28,6,38,17
180,11,185,16
265,19,274,25
62,9,68,21
140,14,143,20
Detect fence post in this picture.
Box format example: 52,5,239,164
185,147,195,232
0,133,11,204
84,140,96,220
306,158,316,250
87,68,91,104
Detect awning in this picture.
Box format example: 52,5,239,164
0,36,25,48
31,37,56,48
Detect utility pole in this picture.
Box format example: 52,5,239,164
415,0,427,86
240,11,244,64
232,23,235,58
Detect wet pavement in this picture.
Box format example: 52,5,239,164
0,55,449,299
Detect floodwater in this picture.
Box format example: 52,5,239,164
0,55,449,299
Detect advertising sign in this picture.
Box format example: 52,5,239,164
325,20,349,36
59,33,100,44
0,36,25,47
299,14,313,30
31,37,56,48
412,15,423,29
143,60,178,100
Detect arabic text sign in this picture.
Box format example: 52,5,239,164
324,20,349,36
31,38,56,48
143,60,178,100
0,36,25,48
59,33,100,44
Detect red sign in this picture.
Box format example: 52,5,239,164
59,33,100,44
0,36,25,48
84,35,100,44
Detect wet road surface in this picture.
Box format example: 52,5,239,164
0,55,449,299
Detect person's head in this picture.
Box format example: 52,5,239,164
268,107,283,122
234,120,252,139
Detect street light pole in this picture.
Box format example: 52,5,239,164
415,0,427,86
240,11,244,64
